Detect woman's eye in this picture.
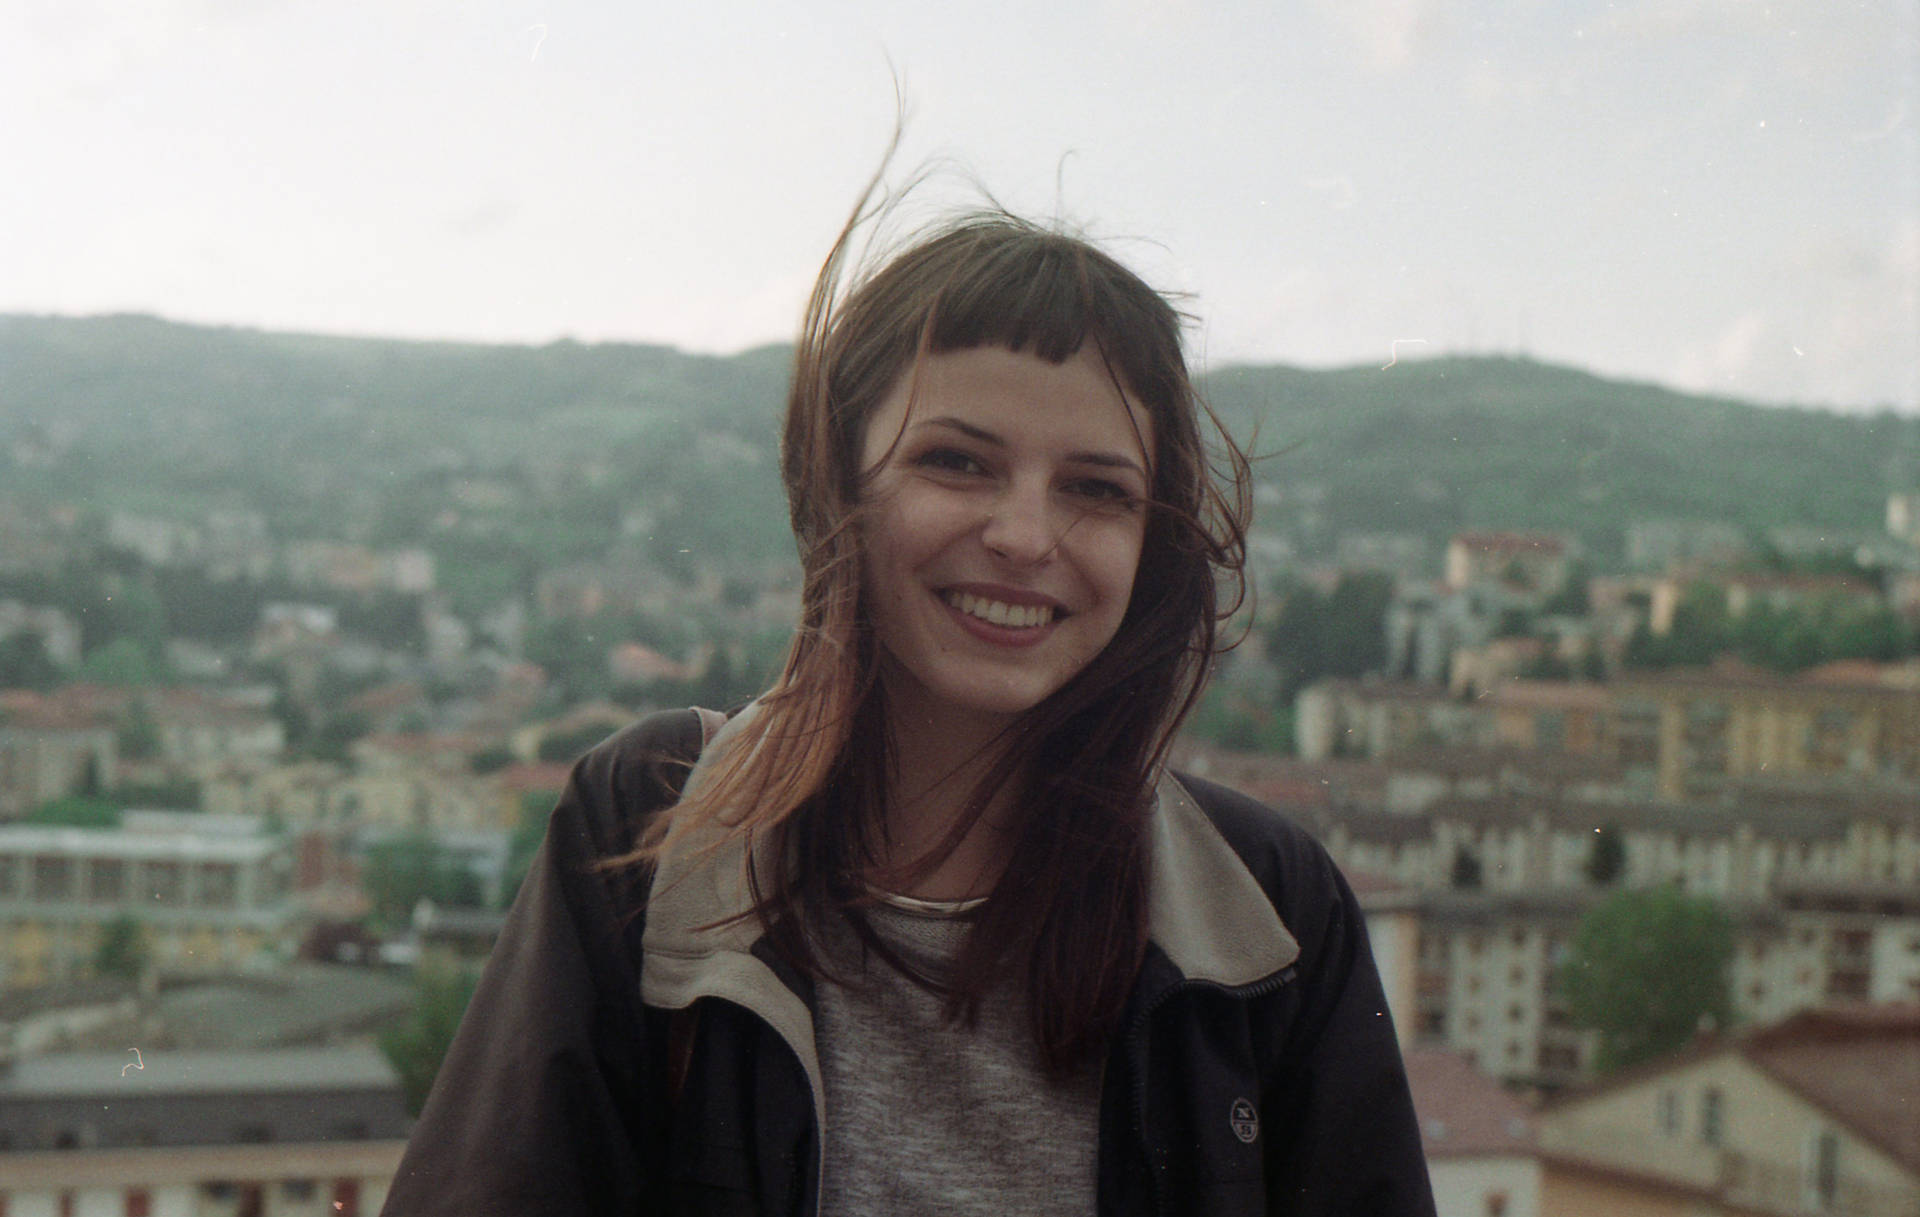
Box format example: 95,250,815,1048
1068,478,1140,507
914,448,984,475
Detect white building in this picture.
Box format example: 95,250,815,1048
1406,1047,1542,1217
0,1045,408,1217
0,814,297,989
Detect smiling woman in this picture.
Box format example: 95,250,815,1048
381,185,1437,1216
859,346,1153,750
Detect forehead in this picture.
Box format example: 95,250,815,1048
863,345,1156,466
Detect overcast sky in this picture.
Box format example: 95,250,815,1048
5,0,1916,413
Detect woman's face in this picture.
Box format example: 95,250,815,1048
857,344,1154,736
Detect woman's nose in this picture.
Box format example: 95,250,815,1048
981,482,1060,564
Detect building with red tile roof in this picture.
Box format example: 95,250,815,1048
1536,1005,1920,1216
1405,1047,1541,1216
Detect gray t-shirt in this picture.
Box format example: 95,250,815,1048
813,898,1102,1216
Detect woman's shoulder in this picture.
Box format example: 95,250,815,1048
556,707,708,851
1167,770,1350,914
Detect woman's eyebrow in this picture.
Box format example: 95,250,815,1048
917,416,1148,479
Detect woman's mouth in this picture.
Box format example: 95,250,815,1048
941,590,1057,629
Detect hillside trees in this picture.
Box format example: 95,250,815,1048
361,830,485,926
1624,583,1916,673
379,955,479,1116
1267,572,1395,698
0,631,60,689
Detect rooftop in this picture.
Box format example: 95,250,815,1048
1404,1047,1537,1159
1744,1005,1920,1175
0,1043,398,1100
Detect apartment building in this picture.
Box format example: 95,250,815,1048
0,813,297,989
1613,665,1920,800
1403,889,1598,1088
0,1044,409,1217
1367,881,1920,1093
1535,1006,1920,1217
1294,679,1491,761
1317,781,1920,902
1405,1047,1543,1217
1444,532,1573,596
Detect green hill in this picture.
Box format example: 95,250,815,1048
1205,356,1916,558
2,314,1913,571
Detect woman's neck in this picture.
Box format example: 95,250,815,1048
873,686,1028,902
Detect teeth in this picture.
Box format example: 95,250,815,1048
945,592,1054,629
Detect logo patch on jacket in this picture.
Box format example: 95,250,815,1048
1229,1098,1259,1144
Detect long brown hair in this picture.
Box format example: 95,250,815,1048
640,182,1252,1075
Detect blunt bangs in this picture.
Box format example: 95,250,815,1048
917,223,1186,419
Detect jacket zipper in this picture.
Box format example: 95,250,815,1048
1126,967,1298,1217
694,996,823,1217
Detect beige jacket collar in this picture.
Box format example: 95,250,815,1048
638,707,1302,1114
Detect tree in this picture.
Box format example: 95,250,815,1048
1559,886,1734,1073
0,631,61,690
362,830,484,925
94,913,149,980
1542,562,1592,616
79,636,156,686
117,697,162,761
309,710,372,764
1267,581,1332,698
1583,824,1626,886
1449,845,1483,890
28,795,121,829
1322,573,1395,678
379,956,480,1115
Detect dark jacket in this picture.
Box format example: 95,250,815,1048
382,709,1436,1216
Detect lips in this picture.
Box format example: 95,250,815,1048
940,589,1060,629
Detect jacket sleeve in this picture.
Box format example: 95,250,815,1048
1262,852,1436,1216
379,711,699,1216
1179,775,1436,1217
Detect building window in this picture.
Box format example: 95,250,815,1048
91,859,125,902
332,1179,362,1217
282,1181,318,1204
1700,1087,1724,1147
124,1189,151,1217
1657,1089,1681,1135
1809,1129,1841,1209
1539,1042,1579,1073
197,862,237,908
31,855,73,901
145,862,183,905
0,857,17,899
1484,1192,1509,1217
